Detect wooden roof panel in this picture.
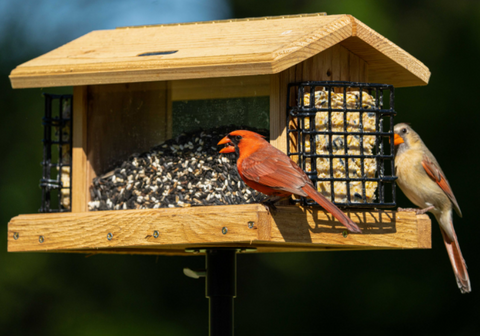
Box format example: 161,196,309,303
9,14,430,88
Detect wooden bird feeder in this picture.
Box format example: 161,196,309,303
8,13,433,335
8,13,432,256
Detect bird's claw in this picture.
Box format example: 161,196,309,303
397,206,434,215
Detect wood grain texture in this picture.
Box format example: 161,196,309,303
172,75,270,101
269,73,282,151
291,44,368,82
269,207,426,249
341,17,430,87
8,204,262,253
72,86,89,212
416,214,432,249
9,14,429,89
8,205,431,255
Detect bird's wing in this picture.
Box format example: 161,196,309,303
422,154,462,217
241,146,309,196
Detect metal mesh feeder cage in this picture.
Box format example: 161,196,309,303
287,81,397,208
40,93,73,212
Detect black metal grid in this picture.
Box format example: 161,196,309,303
287,81,396,208
40,94,73,212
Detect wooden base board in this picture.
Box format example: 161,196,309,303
7,204,431,256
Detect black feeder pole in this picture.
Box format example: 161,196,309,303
184,248,239,336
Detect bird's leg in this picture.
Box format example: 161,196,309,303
260,196,286,215
397,205,434,215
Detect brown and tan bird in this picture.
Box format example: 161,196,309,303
394,123,471,293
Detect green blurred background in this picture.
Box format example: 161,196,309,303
1,0,479,335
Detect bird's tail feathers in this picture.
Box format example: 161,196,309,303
441,220,471,294
302,184,362,233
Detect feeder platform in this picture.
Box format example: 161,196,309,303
8,205,430,255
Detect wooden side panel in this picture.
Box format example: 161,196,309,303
293,44,368,82
7,206,431,255
72,86,89,212
270,68,296,154
269,74,281,150
87,82,168,177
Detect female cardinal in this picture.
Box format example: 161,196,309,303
218,130,361,233
394,123,471,293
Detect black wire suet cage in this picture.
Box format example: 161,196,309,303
40,94,73,212
287,81,396,208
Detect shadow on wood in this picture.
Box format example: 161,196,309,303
271,206,396,244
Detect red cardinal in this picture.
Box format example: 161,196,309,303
394,123,471,293
218,130,361,233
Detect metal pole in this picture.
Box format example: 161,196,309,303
206,248,237,336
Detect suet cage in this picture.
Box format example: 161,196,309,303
40,94,73,212
287,81,396,208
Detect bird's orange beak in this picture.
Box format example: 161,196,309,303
218,136,235,153
393,134,404,146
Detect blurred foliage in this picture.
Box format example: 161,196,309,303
1,0,479,335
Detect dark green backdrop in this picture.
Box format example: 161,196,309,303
1,1,479,335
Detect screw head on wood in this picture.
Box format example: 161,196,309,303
39,236,44,243
153,230,159,238
248,221,255,229
107,233,113,240
13,232,19,240
222,227,228,234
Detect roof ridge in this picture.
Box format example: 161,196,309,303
116,12,327,29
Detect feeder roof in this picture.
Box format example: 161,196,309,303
9,13,430,89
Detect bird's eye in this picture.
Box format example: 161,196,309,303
402,128,407,134
235,135,242,141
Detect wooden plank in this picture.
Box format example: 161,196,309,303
268,207,428,249
87,81,168,177
43,243,401,256
8,205,431,254
271,67,296,154
8,204,263,252
9,14,429,89
269,73,282,151
41,244,395,257
8,15,341,88
415,214,431,249
257,211,271,241
171,75,270,101
72,86,89,212
294,44,369,82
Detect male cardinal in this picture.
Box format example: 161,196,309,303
218,130,362,233
394,123,471,293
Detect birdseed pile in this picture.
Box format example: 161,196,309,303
88,126,267,211
303,89,378,203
